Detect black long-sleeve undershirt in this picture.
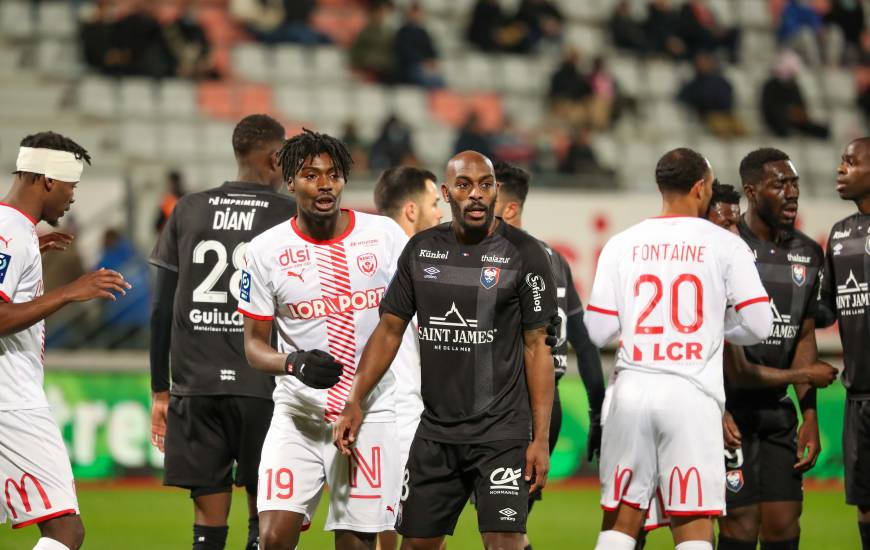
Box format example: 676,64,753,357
566,308,605,415
150,266,177,393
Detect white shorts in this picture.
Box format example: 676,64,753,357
397,411,421,474
599,371,725,518
257,406,400,532
0,408,79,529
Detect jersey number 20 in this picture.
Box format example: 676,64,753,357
634,273,703,335
192,240,248,303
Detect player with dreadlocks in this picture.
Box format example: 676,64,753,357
238,129,411,549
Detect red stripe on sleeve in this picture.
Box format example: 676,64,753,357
734,296,769,312
0,290,9,302
237,308,273,321
587,304,618,316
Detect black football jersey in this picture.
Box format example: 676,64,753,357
727,219,823,407
150,182,297,398
819,213,870,397
380,219,557,443
538,241,583,378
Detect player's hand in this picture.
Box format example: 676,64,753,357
525,438,550,494
285,349,343,389
545,314,561,356
38,232,73,255
795,410,821,472
796,361,838,388
723,410,742,450
150,391,169,453
63,268,131,302
332,401,363,457
587,410,602,462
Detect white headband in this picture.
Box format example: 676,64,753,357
16,147,84,182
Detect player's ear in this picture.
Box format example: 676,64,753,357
287,177,295,194
742,181,756,201
404,200,417,224
440,183,450,202
690,178,704,200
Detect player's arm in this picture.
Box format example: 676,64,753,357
791,316,824,472
0,268,129,336
724,339,837,389
149,266,177,452
724,239,774,345
815,232,837,329
333,312,409,456
524,325,554,492
584,241,621,347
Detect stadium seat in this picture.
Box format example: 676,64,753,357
564,24,605,56
797,72,825,113
696,138,733,178
0,1,34,40
735,0,772,28
619,142,657,190
312,47,351,83
559,0,608,23
273,45,306,82
275,87,313,123
352,85,392,126
120,78,157,118
646,100,693,139
725,65,757,107
802,141,840,188
37,1,76,38
36,39,81,79
708,0,736,27
609,55,641,97
158,80,197,119
78,76,118,118
392,86,431,128
161,122,201,161
121,121,159,158
591,134,618,167
312,87,353,127
232,44,271,83
821,67,857,107
500,56,547,96
462,54,500,92
831,106,863,142
417,124,456,167
741,30,777,66
202,121,235,160
503,95,545,130
644,60,685,99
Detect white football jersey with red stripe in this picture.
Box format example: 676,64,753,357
587,216,768,407
0,204,47,411
238,210,408,423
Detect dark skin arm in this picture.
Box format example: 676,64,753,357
242,316,292,375
333,312,409,455
791,318,822,472
524,326,554,493
0,268,129,337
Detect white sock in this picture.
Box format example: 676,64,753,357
594,530,636,550
675,542,713,550
33,538,70,550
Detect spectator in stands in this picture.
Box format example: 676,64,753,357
513,0,565,51
558,128,615,179
453,113,495,160
155,170,186,234
79,0,116,73
677,0,740,62
466,0,531,53
644,0,687,60
369,115,417,171
548,49,592,128
677,52,746,137
588,56,633,129
108,0,174,77
350,0,397,83
824,0,866,64
162,0,219,80
609,1,650,54
394,3,445,88
859,35,870,128
761,49,831,138
93,228,152,349
230,0,331,45
776,0,831,66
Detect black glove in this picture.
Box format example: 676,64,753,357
587,410,602,463
545,314,561,355
285,350,343,389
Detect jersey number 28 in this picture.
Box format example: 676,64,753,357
192,240,248,304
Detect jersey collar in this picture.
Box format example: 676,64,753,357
0,202,37,225
291,209,356,245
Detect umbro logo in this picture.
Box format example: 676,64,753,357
423,266,440,280
499,508,517,521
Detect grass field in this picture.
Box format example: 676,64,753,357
0,482,859,549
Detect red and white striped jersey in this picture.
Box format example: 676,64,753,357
0,204,47,411
587,216,768,407
238,210,408,423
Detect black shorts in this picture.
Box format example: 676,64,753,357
724,401,803,508
528,382,562,511
164,395,273,495
844,398,870,507
397,437,530,538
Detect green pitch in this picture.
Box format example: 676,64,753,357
0,484,859,549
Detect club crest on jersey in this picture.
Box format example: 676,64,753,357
240,270,251,302
726,470,744,493
357,253,377,276
791,264,806,287
0,252,10,284
480,267,500,289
